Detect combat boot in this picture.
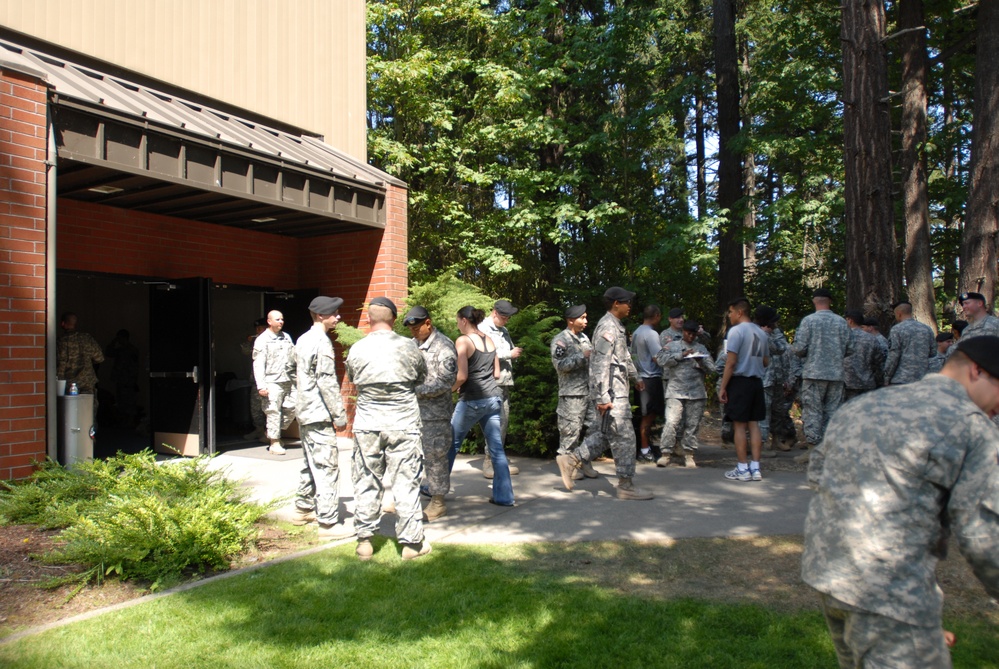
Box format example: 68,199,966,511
580,460,599,478
616,477,654,500
268,440,286,455
556,452,582,490
483,456,494,479
423,495,447,522
684,453,697,468
292,508,316,526
794,447,812,464
356,538,374,561
401,541,432,560
243,426,265,441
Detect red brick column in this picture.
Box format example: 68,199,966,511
0,69,48,479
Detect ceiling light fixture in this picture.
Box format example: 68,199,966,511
88,185,124,194
251,217,277,223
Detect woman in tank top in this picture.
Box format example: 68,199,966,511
449,306,515,506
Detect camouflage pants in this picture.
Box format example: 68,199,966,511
660,398,705,454
575,398,636,478
759,386,775,443
422,420,453,496
262,381,296,440
768,385,797,442
498,385,511,445
800,379,844,445
556,395,596,455
249,388,265,429
819,592,951,669
296,422,341,525
351,430,425,545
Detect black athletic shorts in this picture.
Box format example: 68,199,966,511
638,377,664,416
724,376,766,423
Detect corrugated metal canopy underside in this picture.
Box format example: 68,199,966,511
1,38,401,238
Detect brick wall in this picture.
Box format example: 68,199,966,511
0,69,48,480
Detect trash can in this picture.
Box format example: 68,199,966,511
57,394,94,466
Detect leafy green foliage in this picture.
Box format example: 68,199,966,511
0,451,270,591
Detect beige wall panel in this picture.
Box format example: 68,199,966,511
0,0,367,160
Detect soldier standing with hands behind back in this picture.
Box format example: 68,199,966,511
253,310,297,455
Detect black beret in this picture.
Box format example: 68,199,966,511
494,299,518,316
813,288,832,299
959,292,986,304
668,307,684,319
308,296,343,315
952,320,968,334
754,305,778,325
956,336,999,378
254,317,268,327
564,304,586,320
843,309,865,324
403,305,430,325
682,320,699,332
369,296,397,317
603,286,636,303
863,316,880,328
936,331,954,343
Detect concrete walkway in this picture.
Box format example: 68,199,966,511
210,438,812,544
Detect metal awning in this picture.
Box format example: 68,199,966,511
0,38,403,238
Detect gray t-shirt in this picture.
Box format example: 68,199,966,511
630,324,661,378
726,321,768,378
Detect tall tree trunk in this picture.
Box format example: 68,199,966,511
739,33,756,281
899,0,936,331
961,0,999,307
842,0,899,328
941,58,960,307
694,83,708,221
714,0,744,310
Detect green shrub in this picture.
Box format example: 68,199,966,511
0,451,270,591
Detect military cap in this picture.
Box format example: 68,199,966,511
843,309,865,324
863,316,881,328
564,304,586,320
959,291,986,304
253,317,268,327
682,320,700,332
956,336,999,378
936,331,954,343
494,299,518,316
369,296,397,317
754,305,778,325
953,320,968,335
668,307,684,319
308,296,343,315
604,286,636,303
812,288,832,299
403,305,430,326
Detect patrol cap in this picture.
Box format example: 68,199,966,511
403,305,430,326
955,336,999,378
843,309,865,324
604,286,636,303
308,296,343,315
936,331,954,343
253,317,268,327
564,304,586,320
682,320,699,332
369,296,397,318
754,305,778,326
812,288,832,299
959,291,986,304
668,307,684,319
494,299,518,316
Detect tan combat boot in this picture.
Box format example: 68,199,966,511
616,477,654,500
401,541,432,560
556,453,582,490
423,495,447,522
580,460,599,478
684,453,697,468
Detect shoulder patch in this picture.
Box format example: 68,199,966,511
602,332,615,343
554,344,567,359
443,357,457,373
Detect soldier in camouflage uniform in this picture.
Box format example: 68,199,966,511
957,291,999,340
550,305,599,479
803,335,999,669
655,320,713,467
842,309,885,402
347,298,430,561
557,287,653,500
253,310,297,454
884,301,935,385
765,323,797,450
294,296,352,540
791,289,852,462
753,306,788,454
403,306,457,522
241,317,268,441
57,312,104,395
862,317,889,358
928,332,953,374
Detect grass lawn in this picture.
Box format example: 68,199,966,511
1,541,996,668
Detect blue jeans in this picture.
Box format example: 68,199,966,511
450,396,514,505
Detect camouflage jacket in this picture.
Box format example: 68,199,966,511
961,314,999,341
884,318,935,385
346,330,427,432
657,340,713,399
842,328,885,391
414,328,457,422
762,329,788,388
295,325,345,427
791,310,852,381
551,328,591,397
803,374,999,626
590,312,638,405
480,317,515,388
252,328,296,386
57,330,104,392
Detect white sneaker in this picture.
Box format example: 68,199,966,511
750,467,763,481
724,467,752,482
